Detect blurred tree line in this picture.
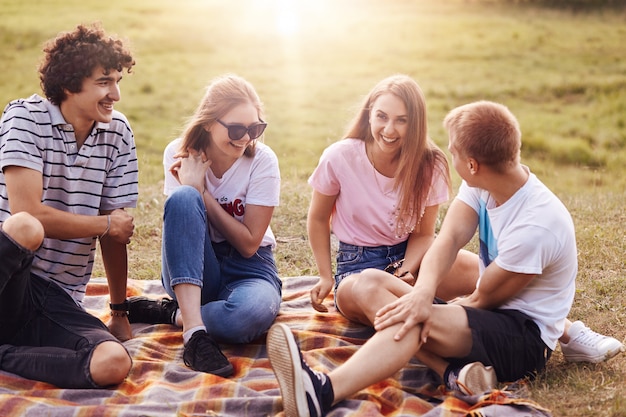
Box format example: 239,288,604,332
511,0,626,9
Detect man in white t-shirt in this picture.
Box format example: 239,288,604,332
266,101,582,416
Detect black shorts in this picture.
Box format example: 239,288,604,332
447,307,552,383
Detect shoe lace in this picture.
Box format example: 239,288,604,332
185,333,226,368
571,327,605,347
455,379,474,395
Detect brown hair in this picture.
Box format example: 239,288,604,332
179,74,263,158
39,23,134,105
443,100,521,172
344,74,450,236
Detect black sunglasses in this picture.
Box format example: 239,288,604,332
216,119,267,141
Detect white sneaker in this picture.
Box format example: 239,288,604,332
454,362,497,395
560,321,625,363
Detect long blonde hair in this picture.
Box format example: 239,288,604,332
344,74,451,236
179,74,264,158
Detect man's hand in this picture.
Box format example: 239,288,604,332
107,209,135,245
374,289,434,343
108,315,132,342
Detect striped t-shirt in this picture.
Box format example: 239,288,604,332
0,94,139,302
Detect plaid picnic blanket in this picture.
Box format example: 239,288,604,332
0,276,552,417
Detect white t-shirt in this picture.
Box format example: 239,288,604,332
163,138,280,248
308,138,449,247
456,168,577,350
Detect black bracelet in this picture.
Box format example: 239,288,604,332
109,300,130,311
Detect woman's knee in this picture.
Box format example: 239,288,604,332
210,302,279,343
350,268,389,297
164,186,204,215
90,341,132,386
2,212,44,251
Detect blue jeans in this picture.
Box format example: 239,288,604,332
0,227,120,388
334,240,407,290
161,186,282,344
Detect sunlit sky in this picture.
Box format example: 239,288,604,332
248,0,339,37
274,0,301,36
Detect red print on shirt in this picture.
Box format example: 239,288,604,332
221,199,245,217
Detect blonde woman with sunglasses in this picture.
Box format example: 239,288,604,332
128,74,282,377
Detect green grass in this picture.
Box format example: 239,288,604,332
1,0,625,415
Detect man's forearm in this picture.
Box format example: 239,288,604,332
99,236,129,304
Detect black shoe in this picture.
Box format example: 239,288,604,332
183,331,234,377
128,296,178,324
267,323,334,417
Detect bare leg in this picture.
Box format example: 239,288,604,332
2,212,44,251
90,341,132,386
335,269,413,326
172,283,204,333
329,323,422,403
436,249,479,301
328,304,471,404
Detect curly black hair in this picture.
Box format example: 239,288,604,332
39,23,135,105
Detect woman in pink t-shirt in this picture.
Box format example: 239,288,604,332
307,74,477,325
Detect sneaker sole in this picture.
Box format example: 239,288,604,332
184,354,235,377
564,344,626,363
267,324,309,417
457,362,497,395
205,362,234,378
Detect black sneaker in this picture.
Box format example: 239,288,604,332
183,330,234,377
267,323,334,417
128,296,178,325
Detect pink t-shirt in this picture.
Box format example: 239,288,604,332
308,138,449,247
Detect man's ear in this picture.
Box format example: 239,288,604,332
468,158,479,175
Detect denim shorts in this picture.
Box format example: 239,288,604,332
334,240,407,290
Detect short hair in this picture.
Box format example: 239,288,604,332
179,74,263,158
39,23,135,105
443,100,521,172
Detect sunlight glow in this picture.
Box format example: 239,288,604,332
275,1,300,37
245,0,338,38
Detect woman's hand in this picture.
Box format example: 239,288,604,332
310,276,333,312
394,270,417,286
169,148,212,192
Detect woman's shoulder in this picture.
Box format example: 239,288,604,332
254,141,278,161
321,138,364,159
165,137,182,151
249,142,280,172
163,137,182,157
163,138,184,166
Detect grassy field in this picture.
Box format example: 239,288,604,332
1,0,625,415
